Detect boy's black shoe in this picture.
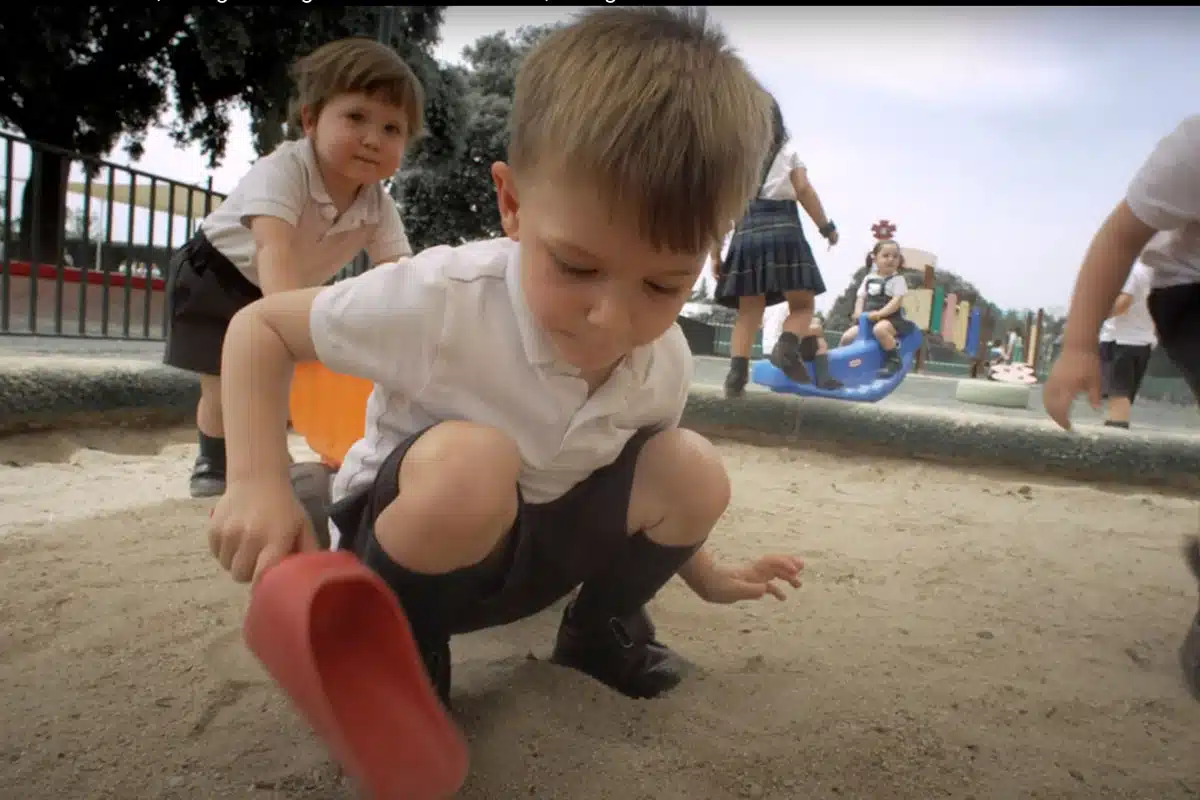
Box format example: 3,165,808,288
723,356,749,398
770,332,811,384
811,353,843,390
877,348,903,378
189,455,226,498
550,604,685,699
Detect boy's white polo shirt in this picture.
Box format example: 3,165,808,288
200,138,411,287
1125,114,1200,290
309,238,693,548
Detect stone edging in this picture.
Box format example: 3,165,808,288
1,361,1196,493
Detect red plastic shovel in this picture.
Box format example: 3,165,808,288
244,551,469,799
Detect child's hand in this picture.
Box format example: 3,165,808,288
696,555,804,604
208,477,319,584
866,311,881,322
1043,344,1102,431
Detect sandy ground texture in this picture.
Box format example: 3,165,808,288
1,427,1198,800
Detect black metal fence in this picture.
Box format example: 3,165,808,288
0,130,371,341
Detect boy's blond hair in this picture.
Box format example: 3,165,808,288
509,7,771,254
287,37,424,140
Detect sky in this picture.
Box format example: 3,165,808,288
9,6,1200,314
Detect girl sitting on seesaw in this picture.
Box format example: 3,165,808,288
839,238,916,377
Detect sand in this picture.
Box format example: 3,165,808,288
1,427,1198,799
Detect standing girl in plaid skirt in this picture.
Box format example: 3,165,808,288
712,94,840,397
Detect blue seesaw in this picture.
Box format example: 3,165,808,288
751,313,923,403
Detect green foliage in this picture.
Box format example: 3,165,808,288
0,6,447,259
398,24,562,251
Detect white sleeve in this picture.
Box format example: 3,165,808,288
856,277,869,298
309,254,446,396
234,149,310,228
366,191,413,264
1126,115,1200,231
784,148,805,172
888,275,908,298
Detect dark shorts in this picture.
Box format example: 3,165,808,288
1099,340,1153,401
1147,282,1200,402
328,425,655,636
846,312,915,341
163,230,262,376
878,311,916,338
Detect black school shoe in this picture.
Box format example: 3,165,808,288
723,357,749,399
877,348,903,378
550,603,686,699
189,455,226,498
769,332,812,384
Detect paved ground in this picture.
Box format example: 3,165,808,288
1,334,1196,435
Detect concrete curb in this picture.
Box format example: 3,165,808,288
0,357,199,436
1,360,1196,493
682,385,1199,493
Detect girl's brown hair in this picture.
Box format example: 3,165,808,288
864,239,905,272
285,37,424,141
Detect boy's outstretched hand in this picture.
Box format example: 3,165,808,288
696,554,804,604
1044,345,1103,430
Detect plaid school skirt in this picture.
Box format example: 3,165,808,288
714,198,826,309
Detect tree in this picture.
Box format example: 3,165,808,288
399,24,561,251
0,7,188,262
0,7,450,263
169,8,452,161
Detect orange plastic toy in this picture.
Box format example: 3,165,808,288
244,551,469,798
290,361,373,467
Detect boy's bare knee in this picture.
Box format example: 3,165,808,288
629,428,730,547
873,320,895,339
384,421,520,569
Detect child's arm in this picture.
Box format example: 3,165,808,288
1063,116,1200,351
250,217,307,296
1060,202,1156,350
788,165,836,242
852,278,867,317
222,261,445,482
366,195,414,266
234,151,313,295
212,259,447,582
1108,292,1134,319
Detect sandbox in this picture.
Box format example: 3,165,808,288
1,428,1197,798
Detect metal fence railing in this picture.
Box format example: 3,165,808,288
0,130,226,339
0,130,373,342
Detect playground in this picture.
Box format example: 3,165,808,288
1,427,1197,799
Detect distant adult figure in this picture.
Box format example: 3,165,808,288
711,92,839,397
1098,261,1157,429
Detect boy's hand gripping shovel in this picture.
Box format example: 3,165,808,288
243,551,469,798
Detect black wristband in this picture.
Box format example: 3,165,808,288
819,220,836,237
